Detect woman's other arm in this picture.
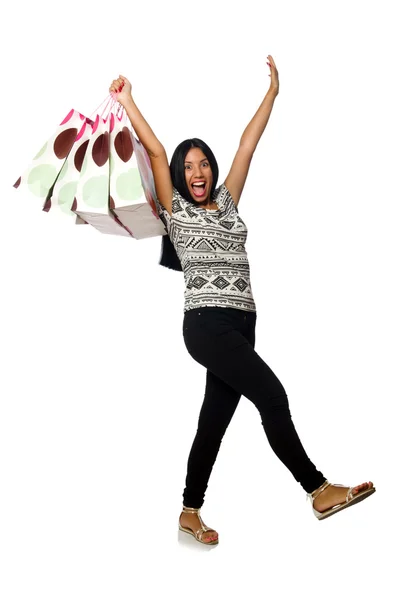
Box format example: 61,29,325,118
224,55,279,206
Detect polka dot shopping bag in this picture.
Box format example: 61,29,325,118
107,108,165,239
44,116,95,219
13,108,87,202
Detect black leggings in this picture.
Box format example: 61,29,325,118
182,306,326,508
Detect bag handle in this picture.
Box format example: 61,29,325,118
89,94,118,120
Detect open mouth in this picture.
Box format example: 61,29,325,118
191,182,206,198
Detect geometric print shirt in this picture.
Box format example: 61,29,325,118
154,182,257,314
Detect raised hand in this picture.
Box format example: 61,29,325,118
266,55,279,95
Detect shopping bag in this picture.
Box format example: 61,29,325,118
13,108,86,202
43,117,94,217
72,112,132,237
108,110,166,239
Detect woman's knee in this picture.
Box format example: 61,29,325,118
259,395,291,425
254,391,290,418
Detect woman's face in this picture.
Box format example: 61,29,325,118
184,147,213,204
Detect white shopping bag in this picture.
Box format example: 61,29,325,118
13,108,86,202
72,113,132,237
108,110,166,239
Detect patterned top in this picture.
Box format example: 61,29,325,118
154,183,256,313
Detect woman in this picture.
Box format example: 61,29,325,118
109,56,375,546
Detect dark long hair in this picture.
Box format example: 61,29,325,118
159,138,219,271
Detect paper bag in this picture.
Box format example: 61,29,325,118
108,112,166,239
13,109,86,202
43,118,94,217
72,113,132,237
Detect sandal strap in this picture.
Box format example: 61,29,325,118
307,479,331,501
196,526,210,540
330,484,364,503
182,506,201,514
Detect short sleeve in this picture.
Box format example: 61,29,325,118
152,193,172,232
152,186,185,231
218,182,237,211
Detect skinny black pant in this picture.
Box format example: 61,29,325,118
182,306,326,508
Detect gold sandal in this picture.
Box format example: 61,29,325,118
307,479,376,520
178,506,219,545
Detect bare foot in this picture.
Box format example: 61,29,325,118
179,509,218,544
313,481,374,513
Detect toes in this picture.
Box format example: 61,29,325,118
353,482,372,494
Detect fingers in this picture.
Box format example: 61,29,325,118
267,55,277,71
109,77,125,94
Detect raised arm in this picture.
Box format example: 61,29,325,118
109,75,173,216
224,55,279,207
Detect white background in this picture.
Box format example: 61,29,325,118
1,0,396,598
